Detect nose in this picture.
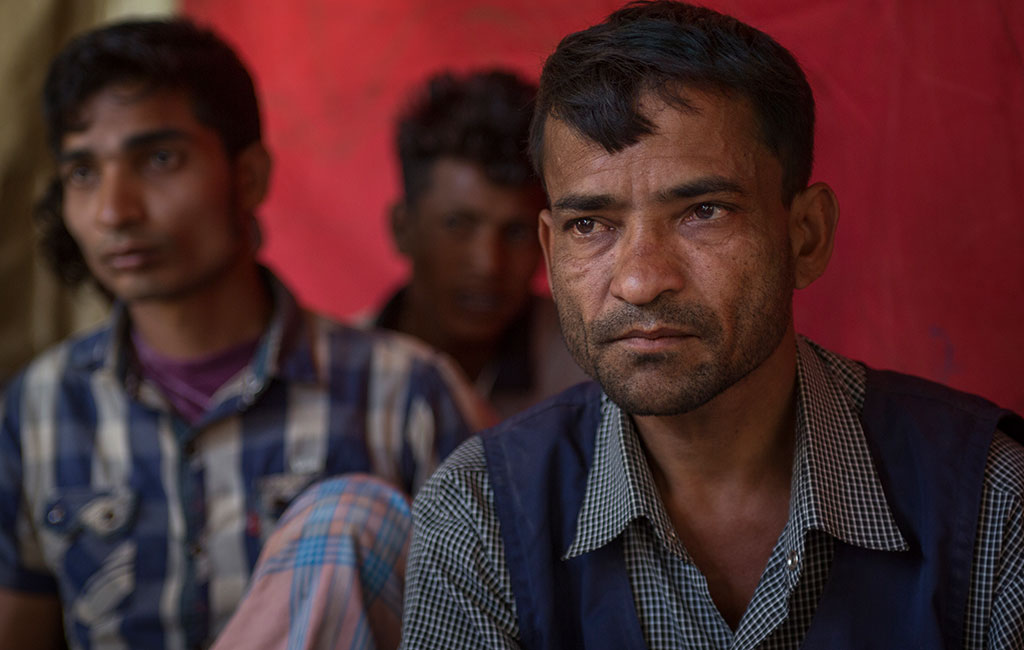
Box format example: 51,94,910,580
609,223,687,306
468,228,503,278
96,165,144,228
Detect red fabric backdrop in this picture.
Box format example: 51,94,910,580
183,0,1024,412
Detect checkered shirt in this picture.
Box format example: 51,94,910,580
0,274,489,650
211,475,411,650
402,337,1024,649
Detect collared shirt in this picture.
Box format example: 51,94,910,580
211,475,411,650
0,275,489,650
401,337,1024,649
372,290,588,419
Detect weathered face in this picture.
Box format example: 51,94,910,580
59,84,257,304
398,157,544,345
538,90,796,415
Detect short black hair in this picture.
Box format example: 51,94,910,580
397,69,539,206
529,0,815,203
37,18,262,287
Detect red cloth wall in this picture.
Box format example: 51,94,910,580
183,0,1024,412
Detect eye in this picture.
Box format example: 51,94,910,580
692,203,721,220
62,163,98,189
442,213,471,232
568,217,596,235
148,148,182,171
502,222,533,243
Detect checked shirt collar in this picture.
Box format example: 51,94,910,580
563,336,908,562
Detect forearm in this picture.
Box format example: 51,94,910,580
0,587,67,650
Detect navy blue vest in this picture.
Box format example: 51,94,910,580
481,370,1024,649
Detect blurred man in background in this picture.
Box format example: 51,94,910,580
373,70,587,419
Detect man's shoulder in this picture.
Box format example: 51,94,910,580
5,320,114,393
865,366,1012,416
480,380,602,443
309,310,456,367
985,429,1024,497
304,311,494,430
421,382,602,498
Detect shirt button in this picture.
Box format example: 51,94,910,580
47,505,66,524
786,549,799,571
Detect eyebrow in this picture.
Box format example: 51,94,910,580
551,194,622,213
58,128,191,164
655,177,746,203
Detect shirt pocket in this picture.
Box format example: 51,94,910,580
42,488,139,627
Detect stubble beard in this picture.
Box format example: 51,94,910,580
553,272,793,417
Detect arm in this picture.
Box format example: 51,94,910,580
977,429,1024,649
400,440,520,649
985,490,1023,649
0,588,66,650
0,381,66,649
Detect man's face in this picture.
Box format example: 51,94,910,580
399,157,544,345
59,84,255,304
539,90,796,416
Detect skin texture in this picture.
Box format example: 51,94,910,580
58,84,272,359
391,157,544,380
539,93,795,417
538,89,838,627
0,588,66,650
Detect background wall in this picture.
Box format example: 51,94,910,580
180,0,1023,412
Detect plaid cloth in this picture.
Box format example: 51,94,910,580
402,337,1024,649
211,475,411,650
0,272,490,650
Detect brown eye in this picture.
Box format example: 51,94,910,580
571,218,595,234
693,203,719,220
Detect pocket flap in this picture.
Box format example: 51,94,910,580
44,489,138,539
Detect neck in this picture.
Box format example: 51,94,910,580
127,263,272,360
635,330,799,500
394,292,498,383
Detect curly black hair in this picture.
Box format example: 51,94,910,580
396,70,539,206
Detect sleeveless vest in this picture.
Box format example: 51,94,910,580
481,370,1024,649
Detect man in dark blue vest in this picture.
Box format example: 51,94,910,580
400,2,1024,648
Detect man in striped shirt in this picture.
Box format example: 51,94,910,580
0,19,488,650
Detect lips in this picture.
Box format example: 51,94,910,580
611,326,696,351
454,289,505,315
101,244,160,271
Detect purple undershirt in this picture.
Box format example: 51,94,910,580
131,330,261,425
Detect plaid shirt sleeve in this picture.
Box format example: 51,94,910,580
211,475,412,650
400,438,520,650
0,369,59,594
974,430,1024,649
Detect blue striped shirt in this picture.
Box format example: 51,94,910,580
0,277,489,650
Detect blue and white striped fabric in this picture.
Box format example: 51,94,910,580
0,275,489,650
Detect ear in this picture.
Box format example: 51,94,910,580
788,182,838,290
538,208,556,288
390,201,414,257
233,142,272,213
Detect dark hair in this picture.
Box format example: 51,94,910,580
37,18,262,286
529,0,815,203
397,69,539,205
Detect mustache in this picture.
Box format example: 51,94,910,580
589,298,722,344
